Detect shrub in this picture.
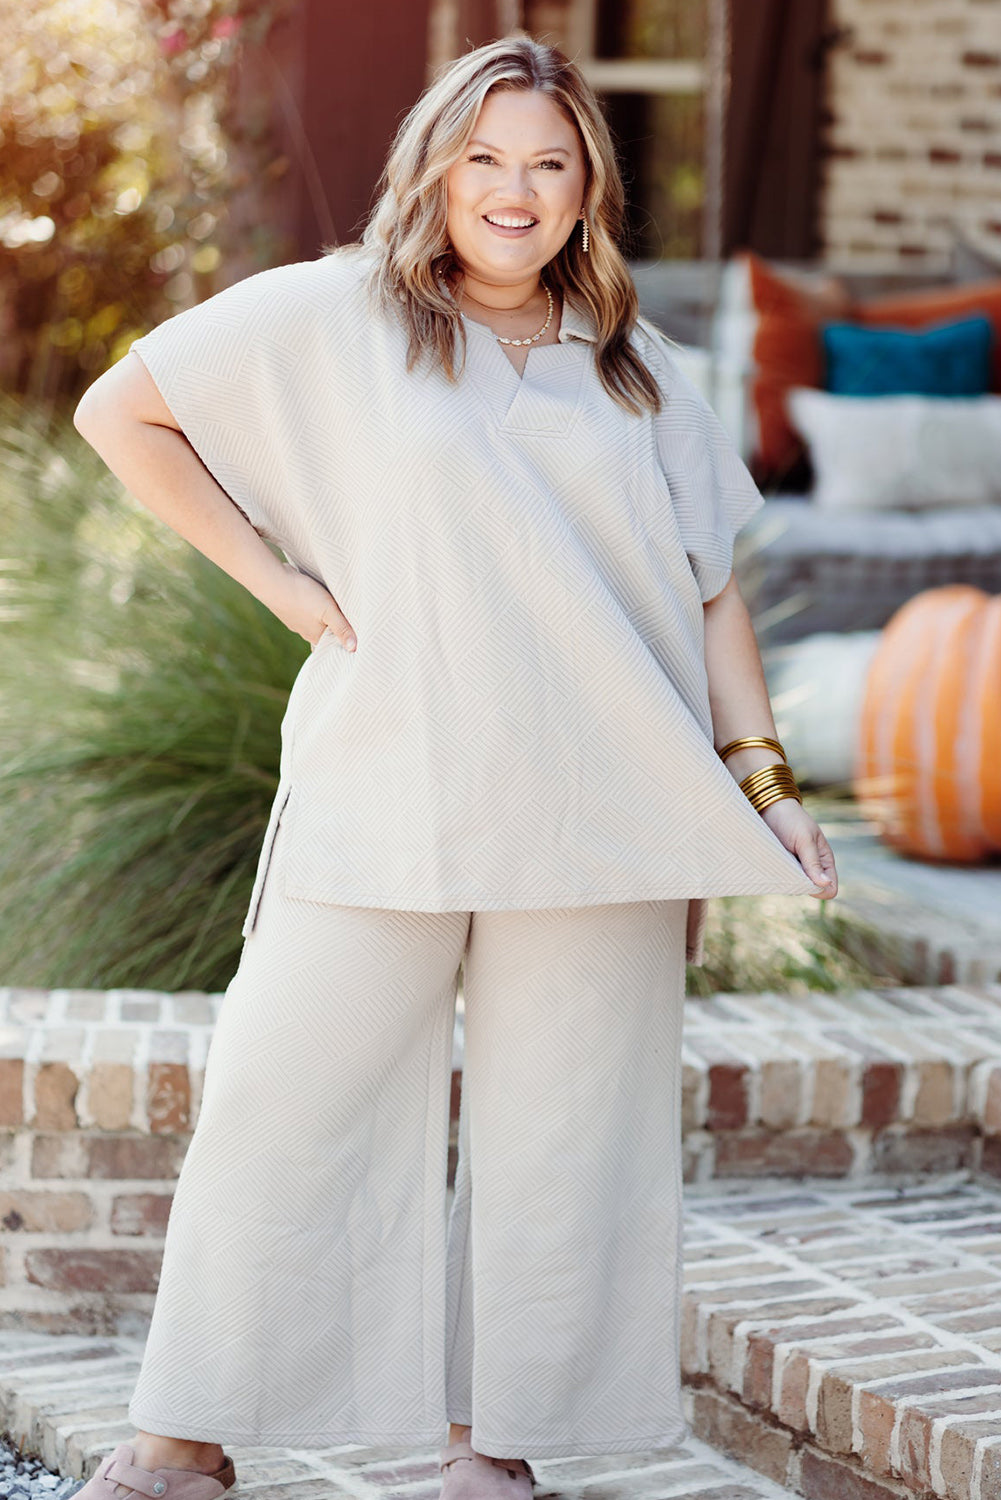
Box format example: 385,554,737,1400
0,396,305,989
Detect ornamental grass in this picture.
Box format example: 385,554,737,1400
0,396,305,990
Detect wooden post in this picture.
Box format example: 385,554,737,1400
289,0,434,257
724,0,827,259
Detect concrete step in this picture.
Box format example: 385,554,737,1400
812,797,1001,988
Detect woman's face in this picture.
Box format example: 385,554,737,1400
444,88,588,288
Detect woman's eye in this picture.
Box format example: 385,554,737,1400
467,154,564,169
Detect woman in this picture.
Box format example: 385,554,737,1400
73,32,837,1500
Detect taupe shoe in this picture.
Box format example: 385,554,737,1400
73,1442,236,1498
439,1440,535,1499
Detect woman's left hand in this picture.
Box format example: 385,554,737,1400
761,797,839,899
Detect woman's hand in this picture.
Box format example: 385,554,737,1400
269,563,356,649
761,797,838,899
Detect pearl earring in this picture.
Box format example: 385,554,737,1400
580,215,590,253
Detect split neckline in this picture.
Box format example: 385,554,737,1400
461,310,578,384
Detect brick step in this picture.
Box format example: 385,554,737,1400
682,1174,1001,1500
679,981,1001,1184
4,980,1001,1153
0,1332,802,1500
3,1174,1000,1499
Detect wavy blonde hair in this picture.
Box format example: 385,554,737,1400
351,32,665,416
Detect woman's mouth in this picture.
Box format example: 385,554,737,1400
482,212,539,237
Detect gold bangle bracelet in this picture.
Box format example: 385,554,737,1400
752,785,803,812
739,763,795,794
739,771,800,799
717,735,787,765
738,763,803,811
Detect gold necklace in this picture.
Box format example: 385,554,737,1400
460,282,555,347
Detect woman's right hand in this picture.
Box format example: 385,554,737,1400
270,562,356,649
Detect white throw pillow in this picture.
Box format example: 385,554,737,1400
785,388,1001,509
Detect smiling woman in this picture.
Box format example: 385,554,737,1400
362,34,668,413
69,29,835,1500
442,91,587,365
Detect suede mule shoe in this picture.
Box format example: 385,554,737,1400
439,1440,535,1500
73,1442,236,1499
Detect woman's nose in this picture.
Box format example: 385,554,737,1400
495,165,535,200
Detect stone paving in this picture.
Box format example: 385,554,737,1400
4,1174,1001,1499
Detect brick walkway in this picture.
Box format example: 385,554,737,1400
0,1341,793,1500
4,1174,1001,1500
683,1174,1001,1499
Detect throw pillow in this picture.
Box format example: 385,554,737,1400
742,251,853,485
785,388,1001,510
736,250,1001,489
821,314,994,397
853,279,1001,389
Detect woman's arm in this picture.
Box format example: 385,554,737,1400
703,573,838,898
73,352,356,649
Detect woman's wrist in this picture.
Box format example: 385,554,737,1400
719,744,785,784
716,734,802,813
242,546,300,619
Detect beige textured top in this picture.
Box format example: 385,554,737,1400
130,246,820,963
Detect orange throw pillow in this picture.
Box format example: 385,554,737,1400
744,251,853,485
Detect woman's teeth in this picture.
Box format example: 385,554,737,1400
484,214,537,228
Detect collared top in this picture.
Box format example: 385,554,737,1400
130,246,820,962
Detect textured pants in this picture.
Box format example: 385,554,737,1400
127,812,691,1459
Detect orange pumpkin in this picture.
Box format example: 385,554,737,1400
854,585,1001,861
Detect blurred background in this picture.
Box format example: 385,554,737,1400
2,0,1000,994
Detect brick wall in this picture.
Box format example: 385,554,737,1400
819,0,1001,268
0,988,217,1337
0,986,464,1337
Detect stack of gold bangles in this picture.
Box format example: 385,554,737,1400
716,735,803,814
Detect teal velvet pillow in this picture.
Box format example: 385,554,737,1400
821,313,994,397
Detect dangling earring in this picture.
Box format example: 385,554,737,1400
580,215,590,253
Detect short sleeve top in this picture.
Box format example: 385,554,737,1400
129,246,821,959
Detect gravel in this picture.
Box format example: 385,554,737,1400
0,1435,82,1498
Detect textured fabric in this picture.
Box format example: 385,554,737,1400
129,247,821,956
820,314,993,397
128,809,692,1457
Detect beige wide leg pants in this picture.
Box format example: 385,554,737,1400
128,813,691,1459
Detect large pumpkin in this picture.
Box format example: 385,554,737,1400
854,585,1001,860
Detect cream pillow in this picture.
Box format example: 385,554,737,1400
785,388,1001,509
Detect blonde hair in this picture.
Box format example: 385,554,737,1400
350,32,665,417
